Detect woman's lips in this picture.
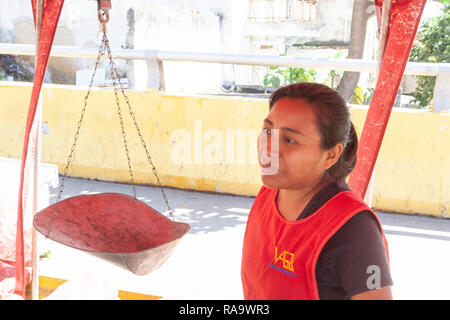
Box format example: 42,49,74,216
260,162,271,168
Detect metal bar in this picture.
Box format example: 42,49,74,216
0,43,448,76
157,59,165,91
15,0,64,298
376,0,392,79
364,0,392,208
433,74,450,112
348,0,428,199
31,0,44,301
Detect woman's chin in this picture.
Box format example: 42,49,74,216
260,173,281,189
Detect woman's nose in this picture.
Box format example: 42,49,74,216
258,131,271,157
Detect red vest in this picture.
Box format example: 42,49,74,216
241,186,389,300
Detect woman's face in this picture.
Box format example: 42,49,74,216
258,97,337,190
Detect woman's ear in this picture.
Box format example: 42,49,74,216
324,143,344,170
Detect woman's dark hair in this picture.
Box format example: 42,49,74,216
269,82,358,182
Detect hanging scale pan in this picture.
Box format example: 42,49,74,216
33,5,190,275
34,193,190,275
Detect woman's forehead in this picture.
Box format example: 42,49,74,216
268,97,318,130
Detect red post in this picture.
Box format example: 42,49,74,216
14,0,64,298
348,0,427,199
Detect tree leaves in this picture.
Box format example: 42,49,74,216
409,5,449,107
262,66,317,88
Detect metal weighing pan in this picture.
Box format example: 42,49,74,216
33,193,190,275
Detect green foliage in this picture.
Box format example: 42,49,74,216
262,51,349,90
39,250,51,260
0,67,6,79
263,65,317,88
348,86,374,105
261,51,377,106
409,5,449,107
327,51,345,89
350,86,365,104
363,87,374,104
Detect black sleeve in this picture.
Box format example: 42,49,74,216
315,210,393,300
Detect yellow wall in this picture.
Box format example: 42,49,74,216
1,81,449,218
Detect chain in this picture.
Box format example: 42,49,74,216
103,33,175,220
56,40,106,204
52,19,174,225
46,35,107,238
105,35,137,200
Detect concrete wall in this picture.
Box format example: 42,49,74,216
1,81,449,218
0,0,232,91
0,1,363,89
313,0,353,44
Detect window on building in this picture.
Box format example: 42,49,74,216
248,0,318,23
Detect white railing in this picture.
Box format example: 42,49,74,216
1,42,449,110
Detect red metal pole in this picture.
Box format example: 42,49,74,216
14,0,64,298
348,0,427,198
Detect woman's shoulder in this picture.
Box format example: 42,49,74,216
256,185,277,199
325,183,373,214
316,210,392,299
250,185,277,213
300,180,363,219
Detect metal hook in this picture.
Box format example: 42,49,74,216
98,9,110,24
97,9,109,35
94,0,111,24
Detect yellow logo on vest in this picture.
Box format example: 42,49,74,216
269,246,296,277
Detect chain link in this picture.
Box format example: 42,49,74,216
55,39,106,205
52,23,174,235
103,34,174,220
46,35,107,238
105,33,137,200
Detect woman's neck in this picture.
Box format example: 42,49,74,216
276,173,335,221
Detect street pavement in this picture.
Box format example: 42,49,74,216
37,177,450,300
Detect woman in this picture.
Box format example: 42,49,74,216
241,82,393,300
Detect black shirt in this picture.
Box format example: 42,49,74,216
297,180,393,299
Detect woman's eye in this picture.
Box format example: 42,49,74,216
262,128,271,136
284,137,296,144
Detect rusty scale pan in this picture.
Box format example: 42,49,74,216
33,193,190,275
32,12,190,276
